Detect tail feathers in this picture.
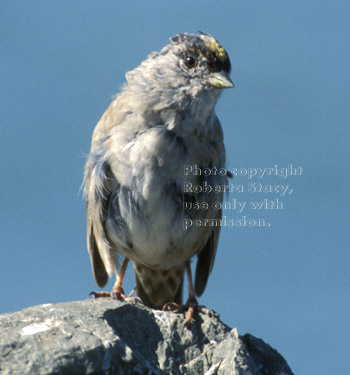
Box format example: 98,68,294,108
135,266,184,310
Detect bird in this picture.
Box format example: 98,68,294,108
83,32,233,325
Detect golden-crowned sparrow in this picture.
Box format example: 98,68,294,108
83,32,233,324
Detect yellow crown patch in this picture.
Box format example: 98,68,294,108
200,35,228,60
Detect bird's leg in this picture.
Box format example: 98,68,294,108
110,257,129,299
163,261,199,328
89,258,140,302
183,260,198,327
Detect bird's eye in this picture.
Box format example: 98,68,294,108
184,56,197,68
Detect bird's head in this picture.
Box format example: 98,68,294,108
125,32,233,113
167,32,233,90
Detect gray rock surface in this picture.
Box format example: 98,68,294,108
0,299,293,375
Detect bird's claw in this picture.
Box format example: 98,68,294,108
162,302,185,312
162,297,199,329
89,291,112,298
89,286,142,304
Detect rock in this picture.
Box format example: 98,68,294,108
0,299,294,375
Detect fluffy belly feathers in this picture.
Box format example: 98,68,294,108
104,125,225,269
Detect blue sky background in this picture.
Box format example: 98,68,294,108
1,1,349,373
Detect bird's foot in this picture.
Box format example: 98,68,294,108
163,296,199,329
89,285,142,304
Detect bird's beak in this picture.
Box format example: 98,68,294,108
208,71,234,89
